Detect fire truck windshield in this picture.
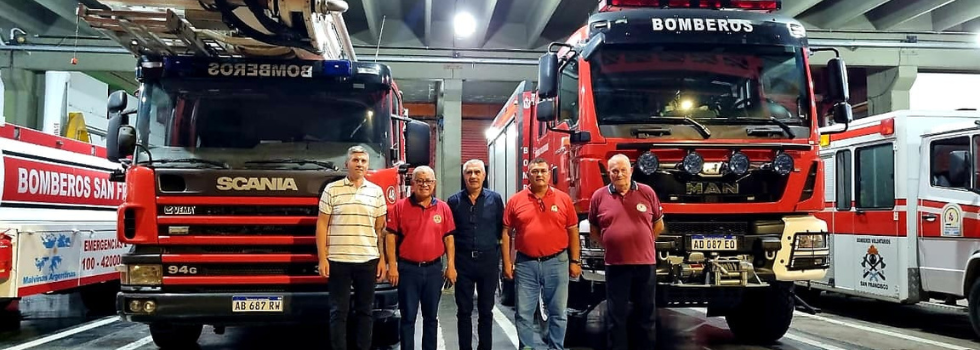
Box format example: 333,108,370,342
135,79,392,169
589,45,809,138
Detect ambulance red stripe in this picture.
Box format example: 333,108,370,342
18,272,119,297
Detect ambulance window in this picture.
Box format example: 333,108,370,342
835,150,851,211
930,136,970,189
855,144,895,209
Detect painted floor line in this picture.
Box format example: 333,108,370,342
794,311,976,350
112,336,153,350
491,305,520,349
0,316,120,350
783,332,849,350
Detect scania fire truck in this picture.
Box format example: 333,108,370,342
811,110,980,338
488,0,854,345
79,1,431,347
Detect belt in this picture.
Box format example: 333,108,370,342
459,248,499,259
398,257,441,267
519,249,565,262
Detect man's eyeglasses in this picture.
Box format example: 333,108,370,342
414,179,435,186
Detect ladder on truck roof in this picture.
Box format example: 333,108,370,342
77,0,357,61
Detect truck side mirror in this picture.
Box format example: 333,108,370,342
536,98,557,123
832,102,853,125
537,53,559,99
106,115,136,163
826,57,849,104
108,90,128,114
404,120,431,167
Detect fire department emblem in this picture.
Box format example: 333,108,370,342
636,203,648,212
861,245,886,282
551,205,559,212
433,215,442,224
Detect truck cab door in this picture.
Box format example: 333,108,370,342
917,133,980,297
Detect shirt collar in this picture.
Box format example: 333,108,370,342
526,186,554,198
409,195,438,207
458,188,488,199
343,176,367,188
607,181,639,195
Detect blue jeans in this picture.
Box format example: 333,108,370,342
398,260,444,350
515,250,569,350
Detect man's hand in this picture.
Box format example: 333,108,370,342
318,260,330,280
376,262,386,283
444,266,457,284
387,263,399,286
569,262,582,279
503,263,514,280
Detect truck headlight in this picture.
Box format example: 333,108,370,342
795,234,827,249
125,264,163,285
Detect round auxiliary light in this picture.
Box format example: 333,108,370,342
681,151,703,175
773,152,794,176
637,152,660,175
728,151,750,176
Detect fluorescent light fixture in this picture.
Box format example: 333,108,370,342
454,12,477,38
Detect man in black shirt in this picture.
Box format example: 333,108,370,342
447,159,505,350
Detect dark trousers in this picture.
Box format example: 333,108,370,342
328,259,379,350
398,260,444,350
454,249,500,350
606,264,657,350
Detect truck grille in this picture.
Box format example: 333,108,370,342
161,245,317,254
163,284,328,293
665,221,748,235
163,263,317,276
158,205,318,216
159,225,316,236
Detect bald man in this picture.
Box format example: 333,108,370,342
587,154,664,350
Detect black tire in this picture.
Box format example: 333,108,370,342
372,316,400,347
79,282,118,315
969,278,980,339
725,282,795,345
149,323,203,349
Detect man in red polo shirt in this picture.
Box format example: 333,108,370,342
385,166,456,350
588,154,664,350
502,158,581,350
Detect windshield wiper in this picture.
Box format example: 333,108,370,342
767,116,796,139
141,158,230,169
648,116,711,139
244,159,338,170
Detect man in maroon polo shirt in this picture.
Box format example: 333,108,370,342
588,154,664,350
502,158,581,350
385,166,457,350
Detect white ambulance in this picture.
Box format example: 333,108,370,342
0,121,130,320
808,109,980,337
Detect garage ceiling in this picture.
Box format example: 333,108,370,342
2,0,979,106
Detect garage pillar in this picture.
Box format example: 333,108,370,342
867,65,917,116
435,79,462,199
1,68,41,129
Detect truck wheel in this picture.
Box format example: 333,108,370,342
80,282,118,315
149,323,203,349
969,278,980,339
500,278,515,307
725,283,794,344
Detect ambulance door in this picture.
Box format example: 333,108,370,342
822,149,853,287
917,133,980,297
849,141,900,300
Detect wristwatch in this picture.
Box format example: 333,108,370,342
570,259,581,265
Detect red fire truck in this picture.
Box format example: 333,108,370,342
488,0,853,345
79,1,430,347
810,110,980,338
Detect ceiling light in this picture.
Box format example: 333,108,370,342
454,12,476,38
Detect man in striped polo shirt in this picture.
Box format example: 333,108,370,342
316,145,388,350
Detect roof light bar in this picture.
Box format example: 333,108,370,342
606,0,780,11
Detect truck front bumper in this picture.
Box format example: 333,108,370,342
116,287,398,326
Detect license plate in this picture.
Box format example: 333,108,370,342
232,296,283,312
691,235,738,251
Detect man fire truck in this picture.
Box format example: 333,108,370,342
0,122,129,325
78,1,431,348
810,110,980,338
488,0,853,345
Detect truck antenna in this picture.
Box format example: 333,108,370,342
375,15,386,62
